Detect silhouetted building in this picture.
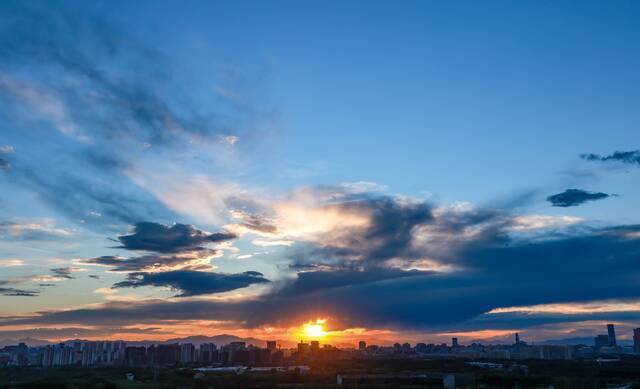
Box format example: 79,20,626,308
155,344,180,365
452,338,459,348
180,343,195,364
607,324,617,346
416,343,427,353
297,341,310,355
199,343,217,365
310,340,320,354
266,341,277,352
358,341,366,351
634,328,640,353
594,334,609,349
402,343,412,353
515,333,520,345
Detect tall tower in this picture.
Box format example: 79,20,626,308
634,328,640,352
607,324,617,346
515,333,520,345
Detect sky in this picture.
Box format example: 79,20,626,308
1,0,640,346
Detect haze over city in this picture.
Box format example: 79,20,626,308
1,0,640,352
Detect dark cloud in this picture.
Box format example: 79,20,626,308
581,150,640,166
290,196,434,269
5,220,640,331
82,250,217,272
0,287,38,297
546,189,612,207
0,157,9,170
112,270,270,297
50,267,74,279
115,222,237,253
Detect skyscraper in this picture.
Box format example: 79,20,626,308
515,333,520,345
607,324,617,346
452,337,459,348
266,341,277,352
358,341,366,351
634,328,640,353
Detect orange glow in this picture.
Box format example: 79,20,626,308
299,319,328,340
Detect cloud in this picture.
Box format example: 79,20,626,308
115,222,236,253
0,220,72,240
510,215,583,231
5,220,640,332
81,249,220,272
0,287,38,297
546,189,612,207
112,270,270,297
0,259,25,267
0,3,269,229
581,150,640,166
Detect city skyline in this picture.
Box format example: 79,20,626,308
1,0,640,347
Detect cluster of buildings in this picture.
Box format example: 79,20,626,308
357,324,640,361
2,324,640,368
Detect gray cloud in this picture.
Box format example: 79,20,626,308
115,222,237,253
82,250,217,272
50,267,74,279
0,157,9,170
581,150,640,166
547,189,612,207
0,287,38,297
112,270,270,297
5,223,640,331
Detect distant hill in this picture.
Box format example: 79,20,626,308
0,338,52,347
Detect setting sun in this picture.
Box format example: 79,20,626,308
300,319,328,340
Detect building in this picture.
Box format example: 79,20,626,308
199,343,217,365
310,340,320,354
515,333,520,345
594,334,609,349
358,341,366,351
180,343,195,365
266,341,277,352
452,338,459,348
634,328,640,353
401,343,412,353
297,341,310,355
607,324,617,346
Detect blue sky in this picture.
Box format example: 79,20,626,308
0,0,640,344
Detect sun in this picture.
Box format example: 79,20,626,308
300,319,328,340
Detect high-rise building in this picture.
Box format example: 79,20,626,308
358,341,366,351
310,340,320,354
297,341,310,355
607,324,617,346
402,343,412,353
452,338,459,348
515,333,520,345
267,341,277,352
634,328,640,353
594,334,609,349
